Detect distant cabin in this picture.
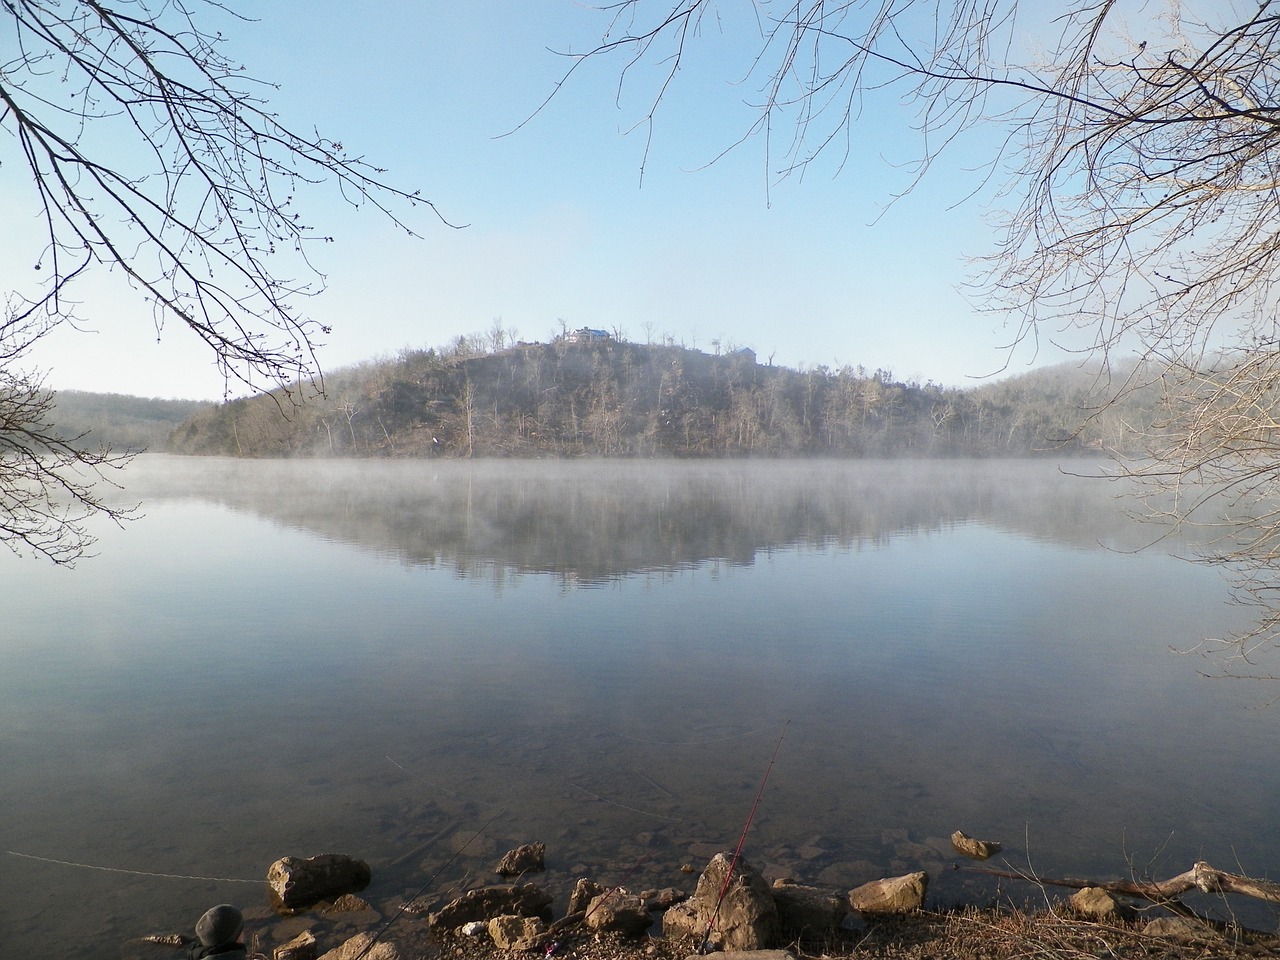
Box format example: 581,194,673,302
565,327,612,344
730,346,757,364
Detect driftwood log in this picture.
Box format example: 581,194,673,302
972,860,1280,905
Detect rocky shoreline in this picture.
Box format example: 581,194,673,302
124,841,1280,960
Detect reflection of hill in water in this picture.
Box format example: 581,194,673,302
122,457,1159,581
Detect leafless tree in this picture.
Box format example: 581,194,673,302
1,0,448,561
1,306,132,563
554,0,1280,670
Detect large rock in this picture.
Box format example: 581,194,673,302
584,892,654,938
268,855,372,912
427,884,554,932
496,842,546,876
1069,887,1125,921
663,852,779,950
487,915,548,950
771,879,846,940
273,930,318,960
847,872,928,915
316,932,400,960
567,879,607,915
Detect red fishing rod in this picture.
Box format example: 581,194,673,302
699,720,789,952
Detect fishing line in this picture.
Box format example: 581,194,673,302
699,719,789,952
607,723,782,746
6,850,265,884
386,754,512,816
566,781,682,822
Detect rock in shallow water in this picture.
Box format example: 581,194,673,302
496,842,547,876
267,855,372,913
847,871,928,915
950,831,1002,861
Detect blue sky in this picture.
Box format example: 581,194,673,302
5,1,1079,400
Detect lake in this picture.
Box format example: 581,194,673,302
3,456,1280,954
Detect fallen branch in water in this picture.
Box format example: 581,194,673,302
971,860,1280,905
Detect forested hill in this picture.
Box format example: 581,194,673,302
48,391,209,453
167,337,1156,458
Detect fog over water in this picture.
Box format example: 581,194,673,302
3,457,1279,953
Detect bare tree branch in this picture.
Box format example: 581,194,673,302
0,0,455,561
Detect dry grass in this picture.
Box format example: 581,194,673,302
424,906,1280,960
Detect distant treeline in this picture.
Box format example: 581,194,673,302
164,337,1160,458
49,390,210,453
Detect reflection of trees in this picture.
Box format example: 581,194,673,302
119,458,1170,583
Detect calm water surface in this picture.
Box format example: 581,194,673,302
3,457,1279,954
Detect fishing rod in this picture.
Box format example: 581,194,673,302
699,719,789,952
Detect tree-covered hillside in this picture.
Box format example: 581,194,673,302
49,391,211,453
167,335,1160,458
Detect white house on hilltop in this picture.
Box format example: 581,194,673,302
564,327,612,344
